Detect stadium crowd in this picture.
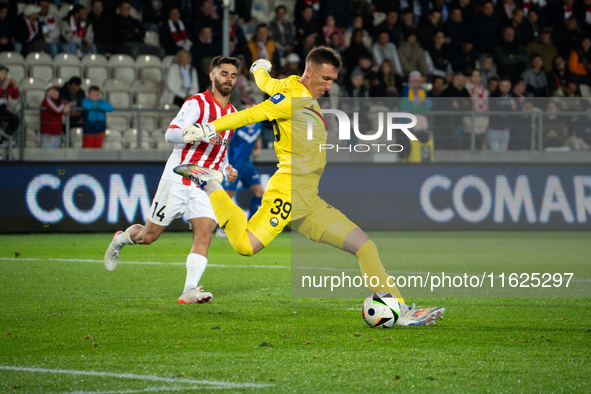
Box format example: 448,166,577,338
1,0,591,154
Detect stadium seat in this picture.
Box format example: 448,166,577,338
80,78,95,92
24,110,40,130
131,80,160,107
103,129,124,150
0,51,25,63
106,113,131,131
5,63,26,82
122,128,151,149
69,127,83,148
104,129,123,140
162,55,175,69
26,52,54,81
24,89,45,106
144,31,160,47
54,53,82,79
102,78,130,92
130,105,158,131
103,140,124,150
158,104,179,129
136,55,163,82
82,54,109,84
106,90,131,108
109,54,136,83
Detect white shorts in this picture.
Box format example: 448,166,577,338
148,179,217,226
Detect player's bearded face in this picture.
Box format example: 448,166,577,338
212,66,238,97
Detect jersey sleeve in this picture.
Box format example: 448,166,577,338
168,97,203,129
212,89,292,132
253,68,287,96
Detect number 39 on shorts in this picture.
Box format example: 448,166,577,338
270,198,291,220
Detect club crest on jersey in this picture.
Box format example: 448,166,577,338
270,217,279,227
270,93,286,105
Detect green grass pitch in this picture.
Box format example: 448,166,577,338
0,231,590,393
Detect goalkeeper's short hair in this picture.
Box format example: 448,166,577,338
306,46,342,71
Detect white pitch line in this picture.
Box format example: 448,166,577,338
63,385,229,394
0,365,271,389
1,258,590,282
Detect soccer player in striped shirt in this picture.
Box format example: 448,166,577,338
104,56,241,304
174,48,445,326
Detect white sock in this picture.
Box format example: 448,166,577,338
183,253,208,293
203,180,223,196
114,227,135,248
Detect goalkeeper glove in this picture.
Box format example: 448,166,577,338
250,59,272,75
182,123,216,144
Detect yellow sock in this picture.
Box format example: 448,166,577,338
356,240,404,303
210,190,253,256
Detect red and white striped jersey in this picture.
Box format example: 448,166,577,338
162,90,237,186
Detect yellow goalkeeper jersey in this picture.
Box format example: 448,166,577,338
212,69,328,176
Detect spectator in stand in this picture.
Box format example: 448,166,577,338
451,0,474,22
14,5,46,55
553,16,586,59
194,0,221,40
0,65,19,143
59,77,85,129
479,54,499,87
443,7,471,50
342,28,372,73
81,85,112,148
441,73,471,149
552,77,581,98
426,30,452,82
466,69,489,113
430,76,446,97
375,10,404,46
281,53,302,77
87,0,118,55
399,8,416,37
115,1,164,58
431,0,450,23
0,4,15,53
328,31,345,52
487,78,517,151
268,5,296,58
350,0,375,36
525,27,558,74
450,37,479,75
494,26,529,79
38,0,63,57
520,8,539,46
370,59,398,98
511,78,532,102
496,0,518,26
344,15,371,49
548,55,573,93
510,99,535,150
568,100,591,148
322,15,343,47
398,30,429,77
142,0,166,32
487,76,500,94
400,71,432,112
576,0,591,32
296,6,320,44
372,30,404,77
160,7,193,56
62,5,96,57
40,83,70,149
509,8,525,46
418,10,442,49
245,24,280,75
294,31,319,65
353,54,378,85
228,12,247,57
340,67,371,145
192,26,220,87
160,50,198,107
568,37,591,86
522,53,548,97
542,100,566,148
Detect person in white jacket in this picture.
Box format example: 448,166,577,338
61,4,96,57
160,50,199,107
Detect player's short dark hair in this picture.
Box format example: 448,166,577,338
305,46,342,70
88,85,101,93
210,55,241,72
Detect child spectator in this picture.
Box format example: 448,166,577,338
40,83,70,148
81,86,113,148
322,15,343,47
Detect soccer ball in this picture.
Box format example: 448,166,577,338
362,291,401,328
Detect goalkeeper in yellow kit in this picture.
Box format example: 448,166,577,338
174,47,444,326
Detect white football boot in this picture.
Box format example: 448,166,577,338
173,164,223,189
104,231,123,272
178,285,213,304
397,304,445,326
